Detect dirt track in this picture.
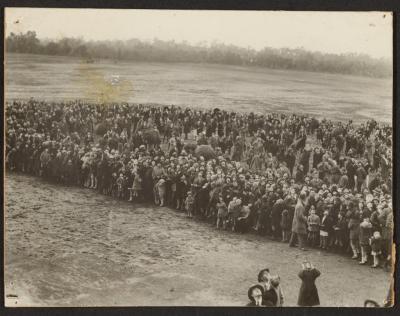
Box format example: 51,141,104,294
5,174,391,307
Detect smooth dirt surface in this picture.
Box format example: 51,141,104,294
5,174,391,307
5,53,392,123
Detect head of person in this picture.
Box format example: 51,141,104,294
248,284,264,306
257,268,270,283
299,191,307,203
364,300,380,308
302,261,312,270
373,231,381,239
269,275,280,288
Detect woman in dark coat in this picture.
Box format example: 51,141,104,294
297,261,321,306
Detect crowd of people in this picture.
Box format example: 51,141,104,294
6,99,394,271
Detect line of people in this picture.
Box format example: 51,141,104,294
5,100,393,270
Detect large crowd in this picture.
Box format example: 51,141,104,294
6,100,394,271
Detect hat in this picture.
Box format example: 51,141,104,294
257,268,270,282
247,284,264,301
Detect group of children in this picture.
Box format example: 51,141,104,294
282,203,385,268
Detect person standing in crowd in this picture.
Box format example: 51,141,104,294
332,211,348,252
280,208,291,243
155,176,166,206
370,231,383,268
347,202,361,259
289,192,308,251
319,210,333,250
131,171,142,201
359,217,373,265
216,195,228,229
307,206,320,247
185,191,194,218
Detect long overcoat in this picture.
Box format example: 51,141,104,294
291,200,308,235
297,268,321,306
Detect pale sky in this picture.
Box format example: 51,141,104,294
5,8,393,59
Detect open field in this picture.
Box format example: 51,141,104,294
4,54,393,306
5,174,392,307
5,53,392,123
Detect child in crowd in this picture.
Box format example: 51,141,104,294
307,206,320,247
370,231,383,268
185,191,194,218
319,210,332,250
176,175,189,211
116,173,125,199
130,171,142,201
111,172,118,197
333,212,347,251
359,217,373,265
281,208,291,242
156,177,166,206
216,195,228,229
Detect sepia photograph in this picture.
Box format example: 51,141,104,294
4,8,394,307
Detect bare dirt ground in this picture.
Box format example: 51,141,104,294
5,174,391,307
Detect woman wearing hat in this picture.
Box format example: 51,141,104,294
246,284,266,307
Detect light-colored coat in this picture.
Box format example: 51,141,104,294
292,200,308,235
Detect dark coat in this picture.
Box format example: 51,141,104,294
320,215,334,233
262,287,278,306
297,268,321,306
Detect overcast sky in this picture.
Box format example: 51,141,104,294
5,8,392,59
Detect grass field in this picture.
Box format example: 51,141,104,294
5,53,392,124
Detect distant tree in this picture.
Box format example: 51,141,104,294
5,31,392,78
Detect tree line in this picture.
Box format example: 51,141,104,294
6,31,392,78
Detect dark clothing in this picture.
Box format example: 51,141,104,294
297,268,321,306
262,288,278,306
